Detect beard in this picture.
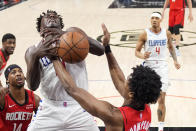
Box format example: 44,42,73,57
14,82,25,89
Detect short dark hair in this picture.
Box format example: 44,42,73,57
36,10,64,32
2,33,16,43
128,65,161,106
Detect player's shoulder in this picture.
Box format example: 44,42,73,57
138,30,147,41
26,45,37,53
25,44,38,59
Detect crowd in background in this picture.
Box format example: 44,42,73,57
0,0,27,11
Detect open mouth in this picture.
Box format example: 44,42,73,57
48,19,56,24
7,48,14,52
16,78,24,83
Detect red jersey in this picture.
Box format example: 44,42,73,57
0,49,9,76
0,89,36,131
170,0,185,10
119,104,151,131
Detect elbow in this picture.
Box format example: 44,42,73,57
26,77,40,91
89,46,105,56
27,83,38,91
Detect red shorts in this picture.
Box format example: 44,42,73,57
169,9,185,28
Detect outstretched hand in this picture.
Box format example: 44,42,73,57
36,35,59,59
101,23,110,46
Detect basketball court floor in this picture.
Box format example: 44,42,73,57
0,0,195,128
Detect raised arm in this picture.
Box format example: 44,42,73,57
101,24,128,99
65,27,105,56
88,36,105,56
52,60,122,125
25,46,42,91
167,30,181,69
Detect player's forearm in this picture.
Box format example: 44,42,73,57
88,37,105,56
135,50,145,59
53,62,113,120
25,51,41,91
106,52,126,97
168,46,177,62
26,59,41,91
53,60,77,93
187,0,193,14
163,0,169,11
52,60,99,115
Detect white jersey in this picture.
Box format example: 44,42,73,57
144,28,168,61
39,56,88,101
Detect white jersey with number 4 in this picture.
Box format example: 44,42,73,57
144,28,168,61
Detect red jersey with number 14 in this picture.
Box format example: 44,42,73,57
118,104,151,131
0,89,36,131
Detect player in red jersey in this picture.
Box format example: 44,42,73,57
0,33,16,87
0,33,16,130
162,0,193,55
48,24,161,131
0,64,41,131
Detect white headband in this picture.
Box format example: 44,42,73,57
151,13,162,19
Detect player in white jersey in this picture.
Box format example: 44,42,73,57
25,10,104,131
135,12,181,131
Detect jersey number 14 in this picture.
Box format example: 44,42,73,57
13,123,22,131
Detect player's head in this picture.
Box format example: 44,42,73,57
4,64,25,89
150,12,162,28
2,33,16,55
126,65,161,107
36,10,64,33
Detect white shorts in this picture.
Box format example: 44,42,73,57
28,98,99,131
143,60,169,92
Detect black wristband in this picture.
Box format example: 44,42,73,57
105,45,111,54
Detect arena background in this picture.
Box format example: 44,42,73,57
109,0,196,8
0,0,196,131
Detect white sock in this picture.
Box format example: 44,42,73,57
158,122,164,131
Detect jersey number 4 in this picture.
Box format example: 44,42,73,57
156,47,160,55
13,123,22,131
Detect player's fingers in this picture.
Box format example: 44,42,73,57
44,39,57,47
102,23,109,35
45,32,58,38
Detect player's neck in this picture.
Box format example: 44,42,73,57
9,87,25,102
128,102,145,111
150,27,161,34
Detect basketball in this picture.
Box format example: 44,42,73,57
57,27,89,63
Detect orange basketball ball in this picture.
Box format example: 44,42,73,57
58,27,89,63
